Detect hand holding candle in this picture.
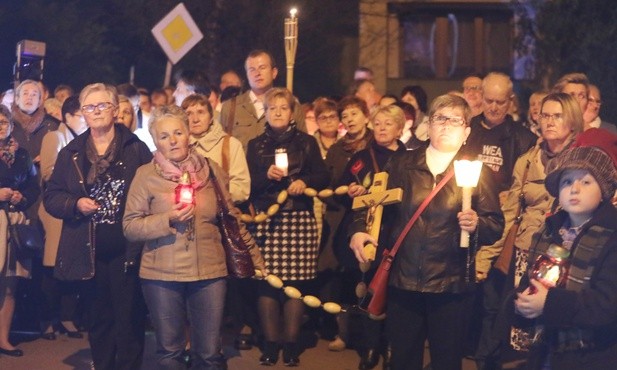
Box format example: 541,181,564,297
454,160,483,248
275,148,289,176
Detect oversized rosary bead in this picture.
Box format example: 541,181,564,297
359,261,371,273
253,212,268,223
284,286,302,299
303,188,317,197
323,302,342,314
302,295,321,308
277,190,288,204
267,204,280,216
355,282,367,298
265,274,284,289
318,189,333,198
334,185,349,195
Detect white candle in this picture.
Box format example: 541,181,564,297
275,148,289,176
453,160,483,248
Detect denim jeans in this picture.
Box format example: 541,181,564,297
142,278,227,370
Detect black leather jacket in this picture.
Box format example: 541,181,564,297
44,125,152,281
352,143,504,293
246,123,330,212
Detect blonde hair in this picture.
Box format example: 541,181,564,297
79,83,118,107
370,104,405,130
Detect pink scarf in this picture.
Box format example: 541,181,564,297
153,149,209,190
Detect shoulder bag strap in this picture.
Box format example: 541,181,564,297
387,169,454,259
206,158,229,214
222,135,230,174
224,97,237,135
513,145,540,224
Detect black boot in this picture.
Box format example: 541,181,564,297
259,341,279,366
283,342,300,367
359,348,380,370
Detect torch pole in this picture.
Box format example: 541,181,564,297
284,9,298,93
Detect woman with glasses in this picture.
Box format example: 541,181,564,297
350,94,504,370
0,105,39,357
474,92,584,369
334,104,408,369
44,83,152,370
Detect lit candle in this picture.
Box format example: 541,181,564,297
275,148,289,176
453,160,483,248
175,171,194,205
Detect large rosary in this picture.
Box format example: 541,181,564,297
253,172,402,320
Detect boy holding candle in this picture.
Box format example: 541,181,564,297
514,145,617,370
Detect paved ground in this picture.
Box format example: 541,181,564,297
0,328,482,370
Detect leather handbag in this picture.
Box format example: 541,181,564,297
207,160,256,278
363,169,454,317
4,208,44,260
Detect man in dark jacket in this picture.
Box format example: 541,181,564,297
463,72,536,194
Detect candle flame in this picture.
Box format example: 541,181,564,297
290,8,297,18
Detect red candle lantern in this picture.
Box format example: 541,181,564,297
529,244,570,294
175,171,194,205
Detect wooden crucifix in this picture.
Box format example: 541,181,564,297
352,172,403,263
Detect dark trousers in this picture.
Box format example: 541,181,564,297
386,288,470,370
41,267,81,322
84,255,145,370
475,269,507,368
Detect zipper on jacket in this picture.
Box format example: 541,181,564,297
72,153,96,278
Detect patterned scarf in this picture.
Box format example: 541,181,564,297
11,104,46,134
0,136,18,167
341,128,372,154
153,148,209,190
86,133,119,185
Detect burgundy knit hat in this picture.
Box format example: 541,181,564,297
545,146,617,201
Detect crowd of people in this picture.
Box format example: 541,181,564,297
0,48,616,370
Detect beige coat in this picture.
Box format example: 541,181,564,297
123,161,264,281
38,123,76,266
476,144,553,274
190,122,250,204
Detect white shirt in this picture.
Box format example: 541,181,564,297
249,90,264,118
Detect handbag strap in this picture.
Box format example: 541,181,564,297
205,158,229,214
386,169,454,259
224,96,237,135
513,145,540,225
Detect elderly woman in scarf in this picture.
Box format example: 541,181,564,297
0,104,39,357
44,83,152,370
124,104,264,370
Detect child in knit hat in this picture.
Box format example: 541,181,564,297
514,146,617,370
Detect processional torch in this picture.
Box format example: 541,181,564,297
284,8,298,93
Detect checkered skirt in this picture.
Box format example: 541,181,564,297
250,210,319,281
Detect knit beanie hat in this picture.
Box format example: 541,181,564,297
545,146,617,201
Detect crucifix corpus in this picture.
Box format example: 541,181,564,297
352,172,403,268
